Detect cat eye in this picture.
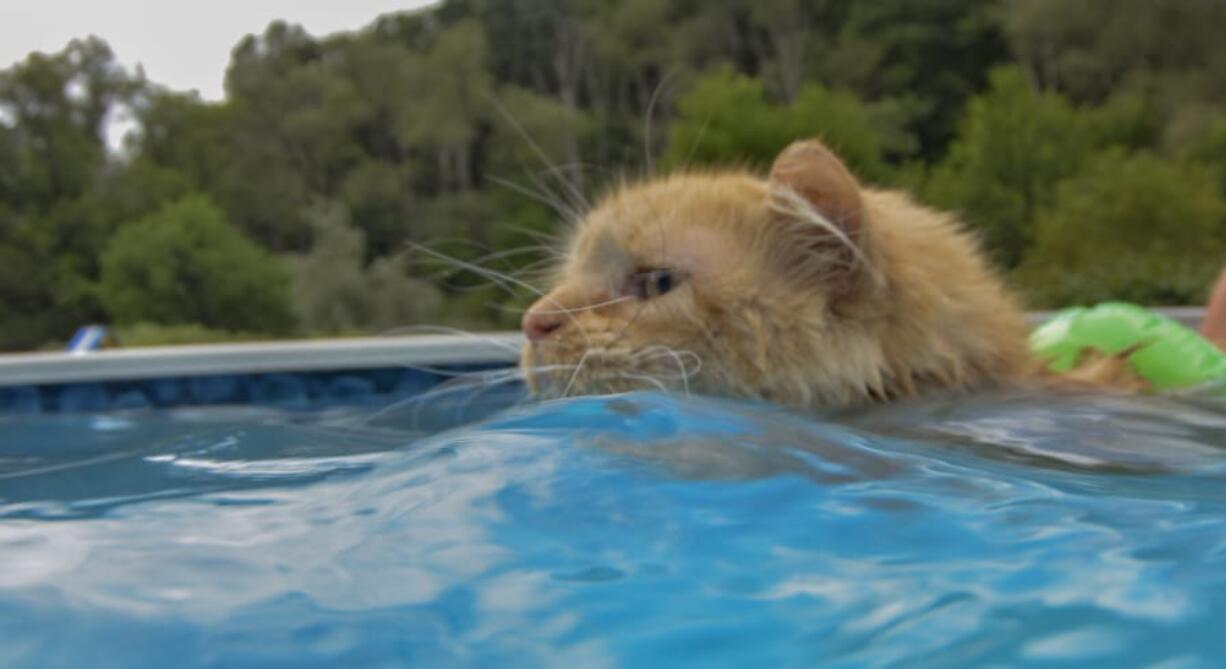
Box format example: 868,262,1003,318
630,269,678,300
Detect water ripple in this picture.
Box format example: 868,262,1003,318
0,390,1224,667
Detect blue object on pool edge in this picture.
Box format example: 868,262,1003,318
2,389,1226,668
66,325,109,353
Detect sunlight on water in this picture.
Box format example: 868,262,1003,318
2,385,1226,668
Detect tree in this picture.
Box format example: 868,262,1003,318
395,20,492,192
99,195,294,333
923,66,1095,268
289,201,442,334
1009,0,1226,106
483,85,590,223
1185,117,1226,196
825,0,1010,159
662,68,895,183
5,2,1226,352
1018,150,1226,307
0,38,147,349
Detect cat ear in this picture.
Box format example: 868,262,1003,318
766,140,870,296
767,139,863,241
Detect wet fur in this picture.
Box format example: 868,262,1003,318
521,140,1037,409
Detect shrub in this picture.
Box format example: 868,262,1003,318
1017,150,1226,307
923,66,1096,267
99,195,295,333
289,201,443,334
112,322,265,346
663,68,899,183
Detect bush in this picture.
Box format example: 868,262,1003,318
112,323,265,347
1017,150,1226,307
289,200,443,334
99,195,295,333
662,68,899,183
1184,116,1226,194
923,66,1096,267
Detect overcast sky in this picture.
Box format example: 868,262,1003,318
0,0,435,100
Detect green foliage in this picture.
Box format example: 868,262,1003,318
3,2,1226,351
113,323,267,347
923,66,1098,268
824,0,1011,159
99,195,295,333
1185,117,1226,194
289,201,443,334
663,68,896,183
0,38,145,349
484,85,589,202
1086,94,1163,151
1008,0,1226,108
1018,151,1226,307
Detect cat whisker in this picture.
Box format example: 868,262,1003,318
632,346,703,395
680,114,713,172
643,69,677,178
532,161,613,183
465,244,560,268
561,348,597,399
484,295,632,318
489,174,583,225
506,260,561,283
407,242,595,347
414,243,555,284
528,158,590,215
522,295,635,316
405,372,526,431
350,369,515,428
524,165,588,227
485,92,590,219
363,364,581,430
500,223,566,254
448,370,526,425
636,346,703,371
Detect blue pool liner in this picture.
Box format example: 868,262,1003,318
0,365,506,415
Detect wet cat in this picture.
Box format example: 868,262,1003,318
519,138,1033,409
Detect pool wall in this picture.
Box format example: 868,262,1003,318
0,307,1207,415
0,333,522,414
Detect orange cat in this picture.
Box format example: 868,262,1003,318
519,139,1033,409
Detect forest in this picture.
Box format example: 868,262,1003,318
2,0,1225,351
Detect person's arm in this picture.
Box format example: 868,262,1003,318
1201,266,1226,351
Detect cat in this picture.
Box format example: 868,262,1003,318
518,138,1036,410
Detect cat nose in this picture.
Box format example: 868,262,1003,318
522,303,564,342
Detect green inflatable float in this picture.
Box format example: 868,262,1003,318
1030,302,1226,390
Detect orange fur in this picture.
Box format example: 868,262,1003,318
1035,345,1152,393
520,139,1033,409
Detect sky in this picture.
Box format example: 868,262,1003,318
0,0,436,100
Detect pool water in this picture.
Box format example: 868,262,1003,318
3,383,1226,667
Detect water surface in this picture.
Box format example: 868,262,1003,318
2,385,1226,667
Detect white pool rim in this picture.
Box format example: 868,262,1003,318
0,307,1207,388
0,333,524,387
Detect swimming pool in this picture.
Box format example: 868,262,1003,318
3,389,1226,666
2,331,1226,667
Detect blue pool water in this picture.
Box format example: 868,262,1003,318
3,384,1226,667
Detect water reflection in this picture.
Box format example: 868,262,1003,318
0,388,1224,667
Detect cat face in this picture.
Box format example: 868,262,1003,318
520,139,875,404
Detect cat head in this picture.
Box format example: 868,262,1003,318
519,138,895,407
